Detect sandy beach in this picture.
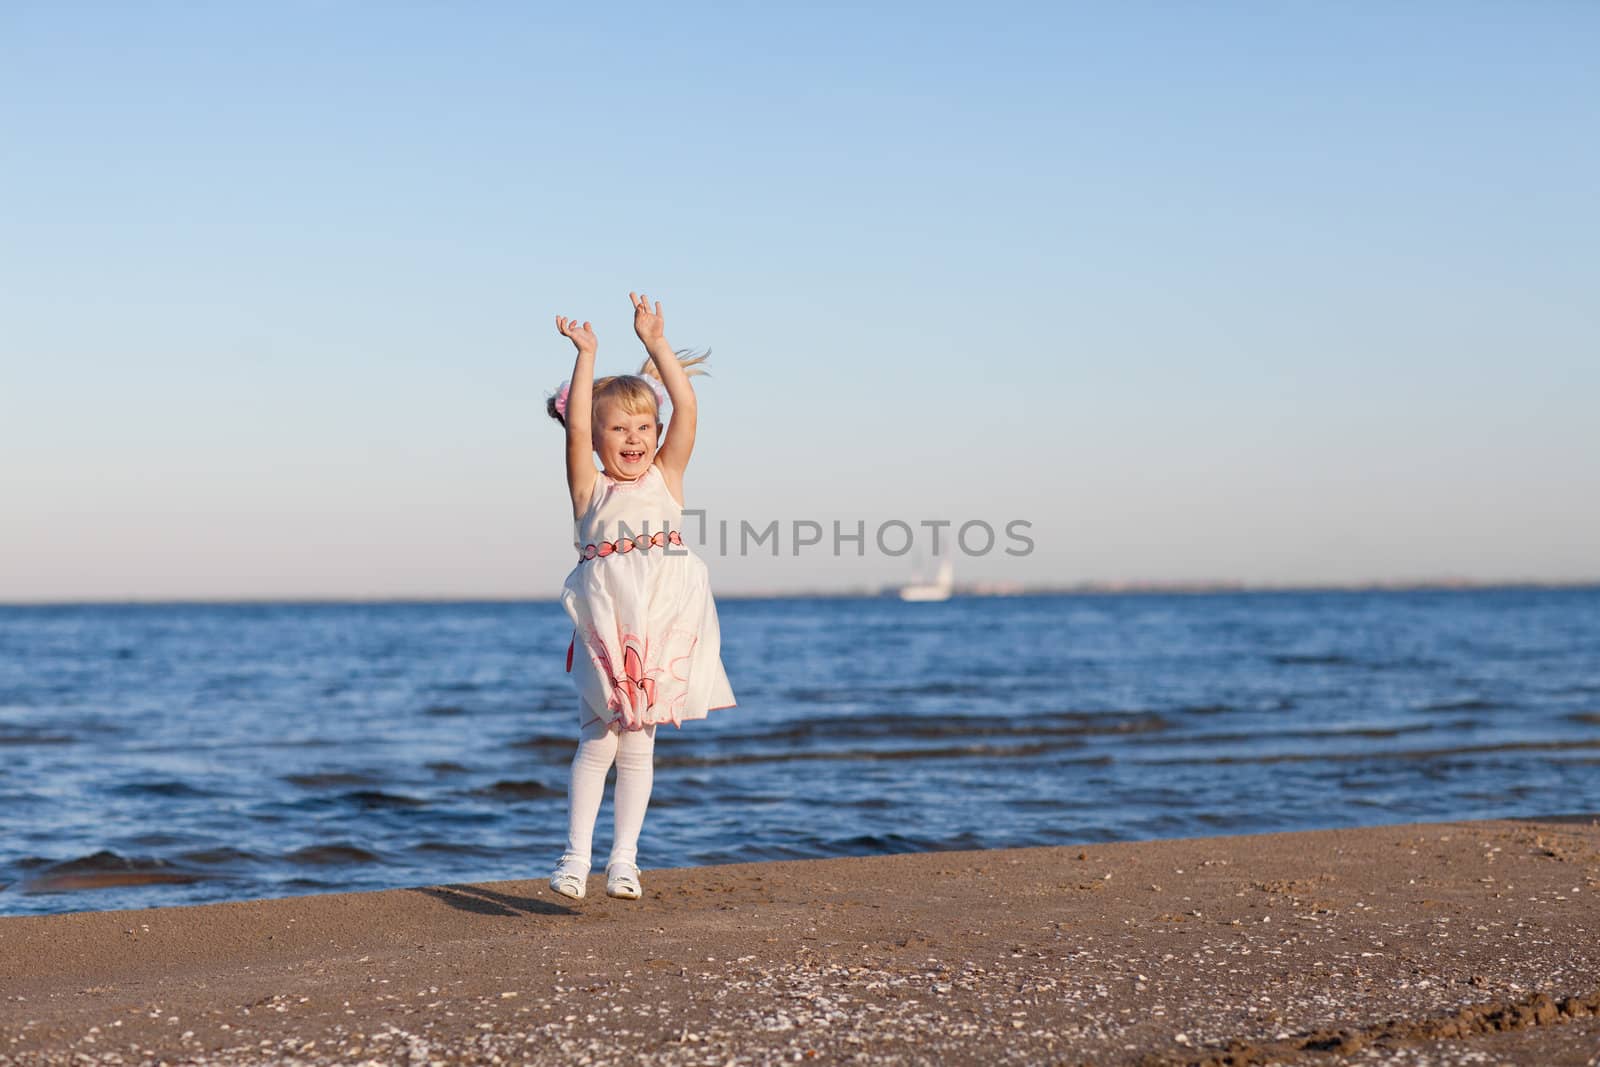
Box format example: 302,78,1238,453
3,817,1598,1066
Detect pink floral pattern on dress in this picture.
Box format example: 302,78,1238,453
582,626,673,730
613,637,667,726
665,627,699,684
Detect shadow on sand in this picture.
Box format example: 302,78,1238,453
408,881,575,917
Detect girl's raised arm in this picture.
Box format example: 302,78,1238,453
629,293,699,485
556,316,598,518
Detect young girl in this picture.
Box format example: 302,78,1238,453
545,292,736,902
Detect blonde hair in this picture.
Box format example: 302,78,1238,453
547,349,711,426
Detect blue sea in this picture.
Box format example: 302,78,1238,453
2,588,1597,916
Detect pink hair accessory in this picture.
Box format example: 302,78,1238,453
643,378,669,411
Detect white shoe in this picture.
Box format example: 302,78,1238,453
549,856,589,900
606,862,642,900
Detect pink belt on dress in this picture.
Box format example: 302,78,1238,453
577,529,684,561
568,527,687,671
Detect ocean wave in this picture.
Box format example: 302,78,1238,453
1123,722,1439,746
656,739,1107,768
282,771,386,789
17,850,214,893
178,846,267,865
0,728,78,746
284,843,385,865
1419,698,1504,712
469,779,563,801
338,790,428,809
408,840,500,857
1134,738,1600,766
109,780,223,798
508,734,576,752
713,709,1169,746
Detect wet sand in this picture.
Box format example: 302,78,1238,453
3,817,1599,1066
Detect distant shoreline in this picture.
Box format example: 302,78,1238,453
2,578,1597,608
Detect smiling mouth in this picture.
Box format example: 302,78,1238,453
621,450,645,462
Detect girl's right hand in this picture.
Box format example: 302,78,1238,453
556,316,597,356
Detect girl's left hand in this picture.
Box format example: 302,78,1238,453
630,292,664,344
556,316,598,356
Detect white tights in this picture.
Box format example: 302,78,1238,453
560,717,657,871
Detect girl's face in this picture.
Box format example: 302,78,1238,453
592,399,661,480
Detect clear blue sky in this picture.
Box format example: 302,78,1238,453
3,2,1596,599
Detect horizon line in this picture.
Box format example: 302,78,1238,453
2,576,1597,607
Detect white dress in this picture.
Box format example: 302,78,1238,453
561,463,736,732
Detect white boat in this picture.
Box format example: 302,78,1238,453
899,559,954,602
